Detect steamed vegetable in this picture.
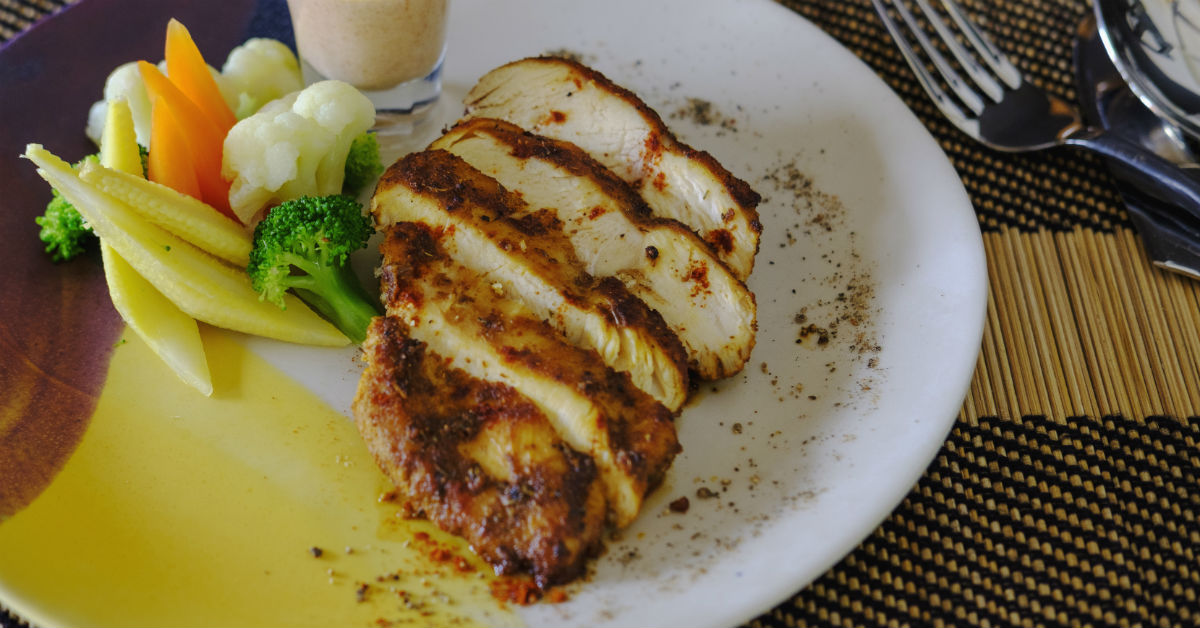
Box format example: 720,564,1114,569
164,18,238,135
342,131,384,197
219,38,304,119
80,160,252,267
222,80,375,224
97,98,214,396
26,144,349,346
146,97,202,199
34,153,101,262
247,194,379,344
86,36,303,147
86,62,155,147
102,247,214,394
35,183,95,262
39,109,150,262
81,22,366,227
140,60,234,218
98,99,145,176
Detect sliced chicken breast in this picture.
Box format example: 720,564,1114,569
354,316,608,587
431,118,757,379
371,149,689,410
371,220,680,527
463,56,762,281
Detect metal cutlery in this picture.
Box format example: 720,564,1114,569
1076,13,1200,279
1094,0,1200,142
872,0,1200,252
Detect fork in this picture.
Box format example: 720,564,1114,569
872,0,1200,224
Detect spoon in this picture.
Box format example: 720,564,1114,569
1094,0,1200,141
1075,14,1200,280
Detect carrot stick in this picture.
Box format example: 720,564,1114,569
138,61,237,222
164,19,237,135
147,99,200,199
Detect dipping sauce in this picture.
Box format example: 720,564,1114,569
0,328,517,627
287,0,448,91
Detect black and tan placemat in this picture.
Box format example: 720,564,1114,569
0,0,60,41
3,1,1198,627
762,2,1200,627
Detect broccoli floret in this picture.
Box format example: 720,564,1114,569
247,194,380,344
343,131,384,197
34,154,102,262
36,189,94,262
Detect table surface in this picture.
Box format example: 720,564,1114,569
2,1,1197,627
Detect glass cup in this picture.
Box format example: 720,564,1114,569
286,0,449,133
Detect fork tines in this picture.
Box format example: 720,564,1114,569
872,0,1023,132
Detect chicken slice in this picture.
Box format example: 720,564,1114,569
372,221,679,527
371,149,689,410
463,56,762,281
354,316,608,587
431,118,757,379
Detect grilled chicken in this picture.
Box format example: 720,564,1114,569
463,56,762,281
431,118,757,379
369,218,680,527
354,316,608,587
355,57,764,587
371,149,689,410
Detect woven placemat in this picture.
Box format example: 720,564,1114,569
2,1,1198,627
0,0,61,41
792,0,1129,234
762,2,1200,627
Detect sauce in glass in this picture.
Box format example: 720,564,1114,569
287,0,448,91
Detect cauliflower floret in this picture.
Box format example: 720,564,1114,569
291,82,378,194
85,62,156,147
220,38,304,120
222,80,375,224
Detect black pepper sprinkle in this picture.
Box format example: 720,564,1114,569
669,496,690,513
309,546,324,558
645,245,659,260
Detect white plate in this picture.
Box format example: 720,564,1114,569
3,1,987,626
258,0,988,625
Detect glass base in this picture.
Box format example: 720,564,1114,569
373,94,458,163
